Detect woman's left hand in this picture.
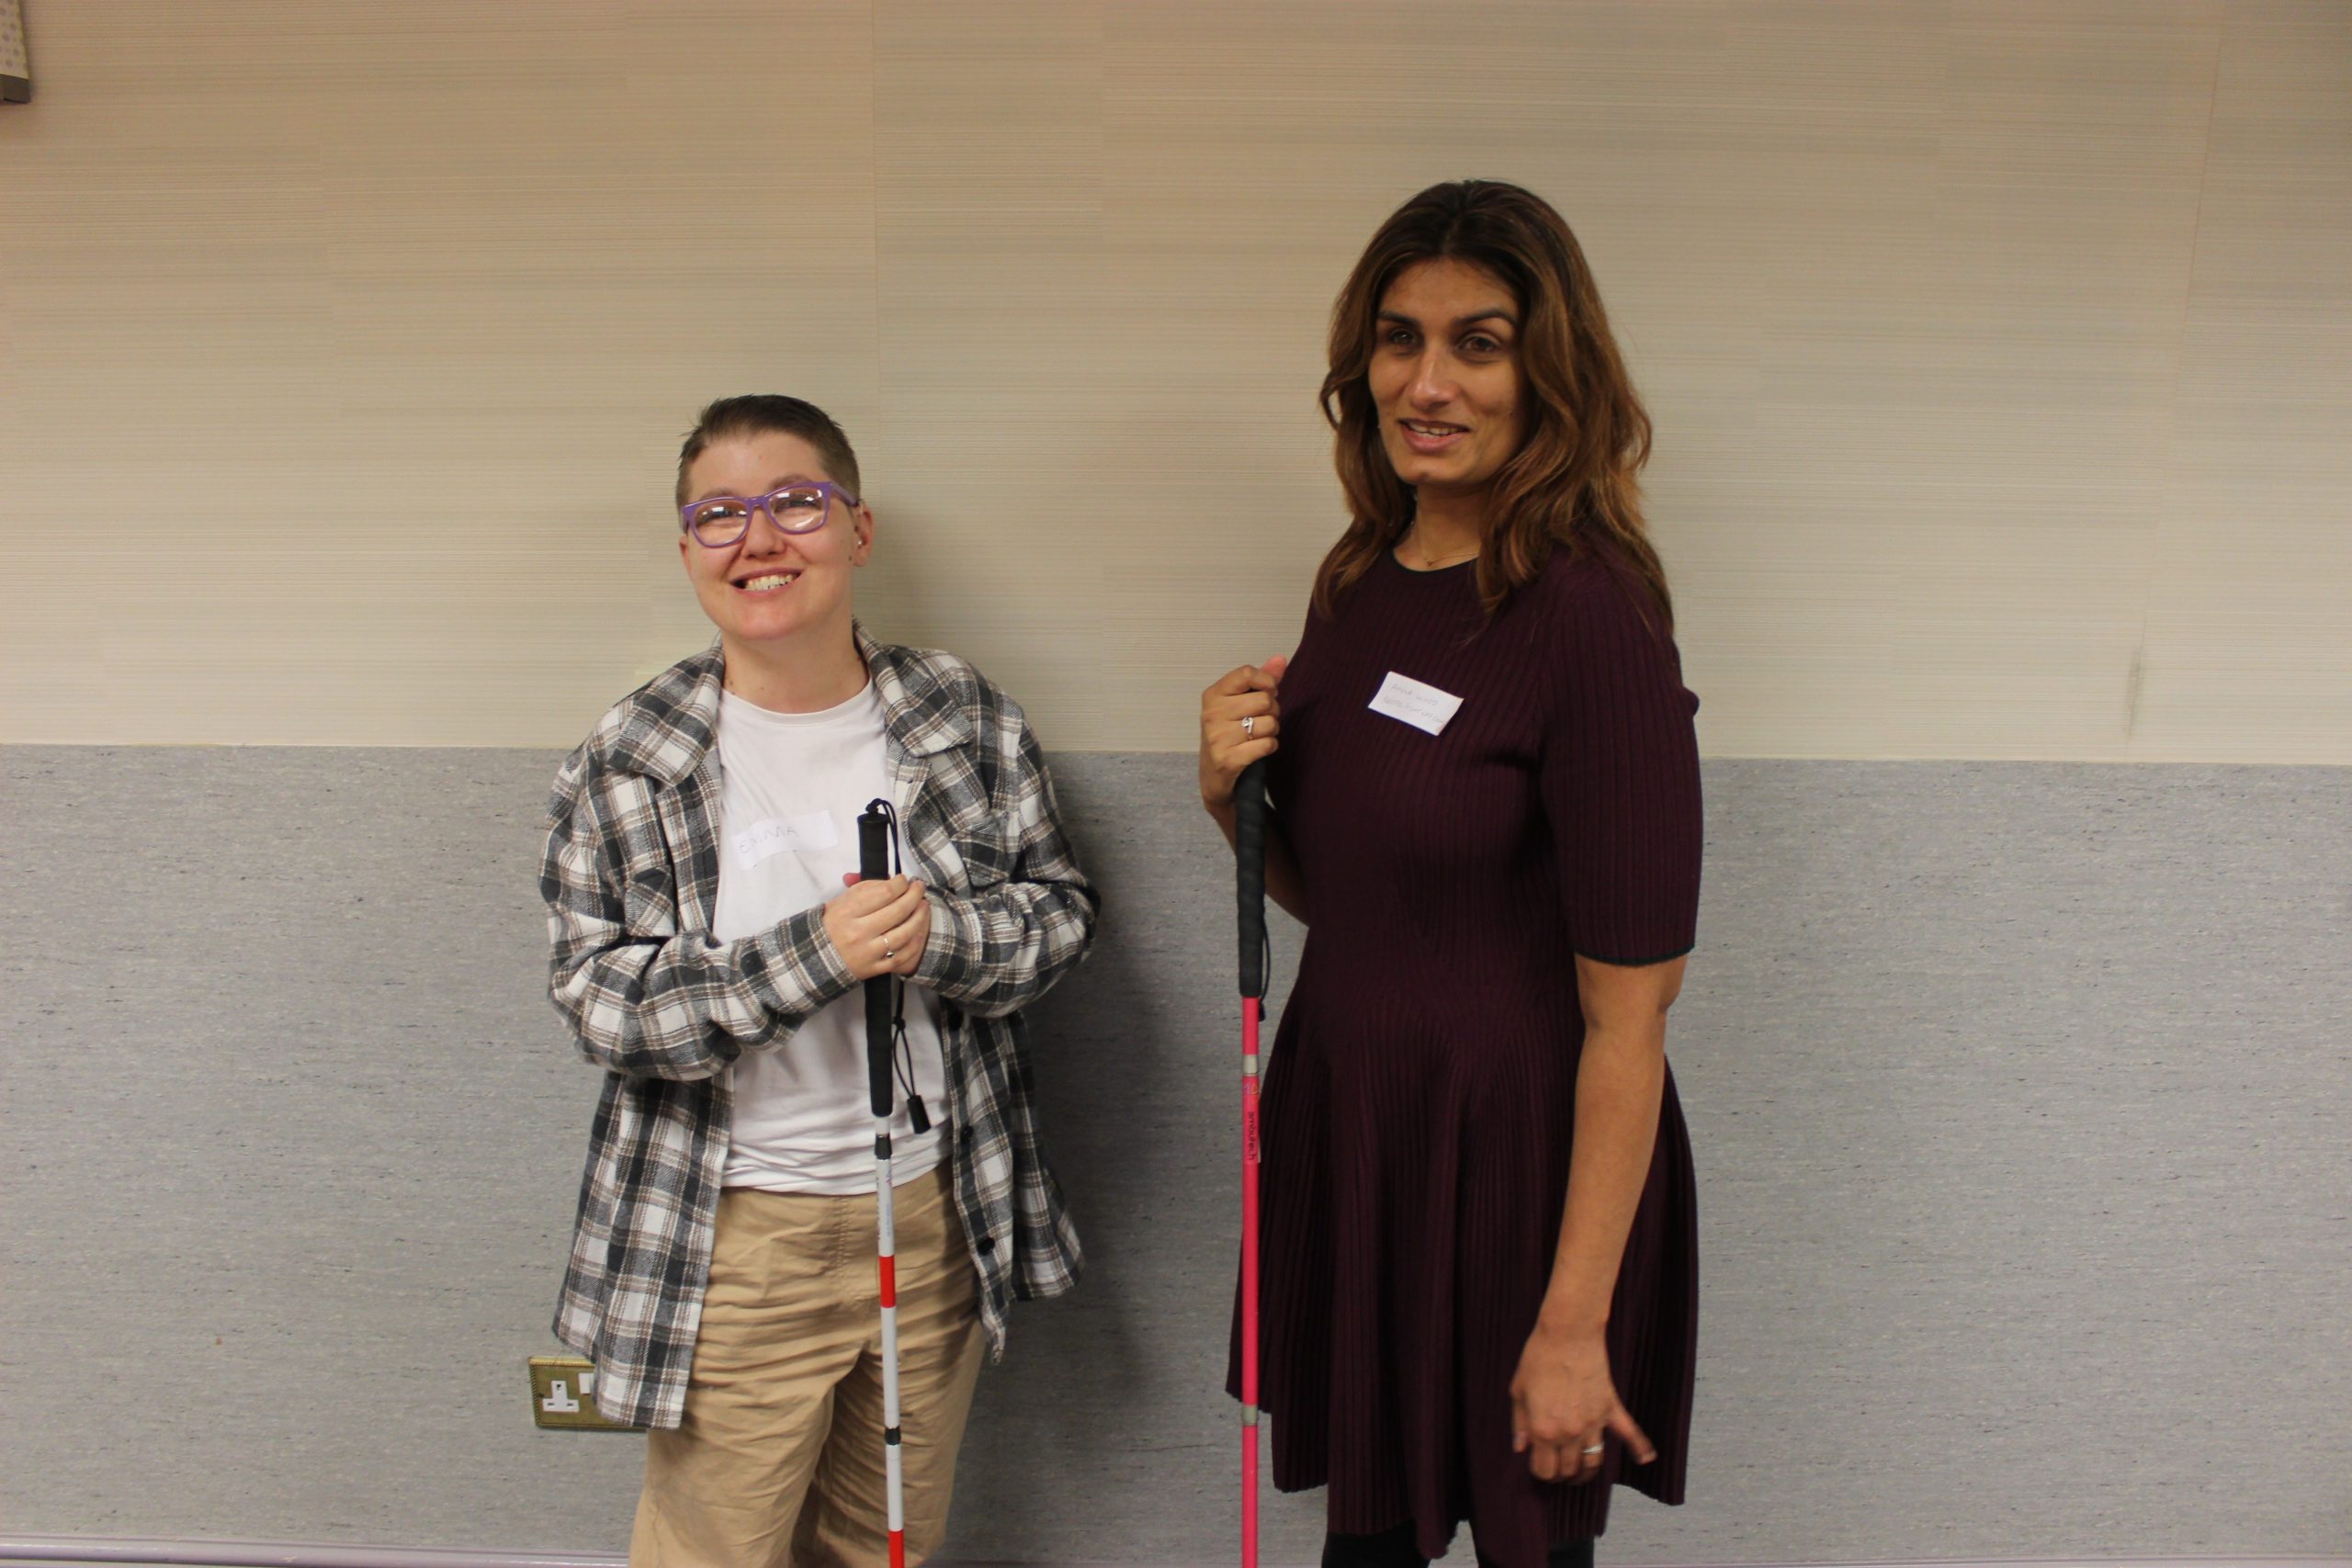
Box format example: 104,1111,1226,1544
1509,1320,1657,1483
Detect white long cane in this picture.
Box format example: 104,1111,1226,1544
858,801,913,1568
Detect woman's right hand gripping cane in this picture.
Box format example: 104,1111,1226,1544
1200,656,1287,820
1200,655,1306,922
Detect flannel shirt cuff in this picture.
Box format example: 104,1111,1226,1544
744,904,861,1020
913,886,980,992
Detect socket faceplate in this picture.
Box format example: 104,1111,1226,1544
527,1355,640,1433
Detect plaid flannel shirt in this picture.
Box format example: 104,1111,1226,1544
540,625,1095,1429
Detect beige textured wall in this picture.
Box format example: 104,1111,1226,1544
2,1,2346,758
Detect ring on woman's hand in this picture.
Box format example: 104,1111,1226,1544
1581,1444,1604,1456
883,946,896,960
1241,716,1256,738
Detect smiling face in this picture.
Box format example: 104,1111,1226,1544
1366,257,1529,502
676,429,869,656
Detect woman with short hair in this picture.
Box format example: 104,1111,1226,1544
546,394,1096,1566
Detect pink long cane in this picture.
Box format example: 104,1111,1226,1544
1232,759,1272,1568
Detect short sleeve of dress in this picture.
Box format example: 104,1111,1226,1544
1539,558,1703,965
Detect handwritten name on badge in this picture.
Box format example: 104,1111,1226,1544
731,810,842,870
1368,671,1464,736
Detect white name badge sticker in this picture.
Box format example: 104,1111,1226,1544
1368,671,1464,736
731,810,842,870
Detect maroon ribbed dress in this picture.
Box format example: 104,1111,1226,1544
1229,542,1703,1564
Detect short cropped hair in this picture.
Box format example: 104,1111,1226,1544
673,395,864,507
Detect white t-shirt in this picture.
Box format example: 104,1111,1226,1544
711,680,947,1193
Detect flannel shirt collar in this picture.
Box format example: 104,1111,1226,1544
601,622,974,787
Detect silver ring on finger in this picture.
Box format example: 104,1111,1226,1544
883,946,895,960
1241,716,1256,738
1581,1443,1605,1456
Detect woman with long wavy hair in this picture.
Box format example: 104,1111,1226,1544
1198,180,1704,1568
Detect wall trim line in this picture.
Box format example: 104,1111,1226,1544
4,1540,2349,1568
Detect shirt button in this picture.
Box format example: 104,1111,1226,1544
975,1234,996,1254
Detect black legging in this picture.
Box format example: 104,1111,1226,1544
1321,1522,1596,1568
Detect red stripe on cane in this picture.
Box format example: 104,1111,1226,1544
878,1254,897,1308
888,1529,906,1568
1242,1427,1261,1568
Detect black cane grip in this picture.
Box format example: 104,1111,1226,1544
857,804,895,1118
1234,759,1270,999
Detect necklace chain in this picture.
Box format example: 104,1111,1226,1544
1403,527,1480,570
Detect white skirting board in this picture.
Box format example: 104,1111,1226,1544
0,1544,602,1568
5,1543,2350,1568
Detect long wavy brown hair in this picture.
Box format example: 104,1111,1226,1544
1314,179,1671,630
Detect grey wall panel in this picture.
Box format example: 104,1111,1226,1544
2,750,2347,1562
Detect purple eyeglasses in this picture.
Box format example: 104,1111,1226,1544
679,479,860,547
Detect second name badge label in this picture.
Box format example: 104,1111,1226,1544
731,809,842,870
1368,671,1464,736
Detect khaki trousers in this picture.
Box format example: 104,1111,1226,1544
631,1165,983,1568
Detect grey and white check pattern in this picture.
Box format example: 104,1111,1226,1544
541,625,1097,1429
